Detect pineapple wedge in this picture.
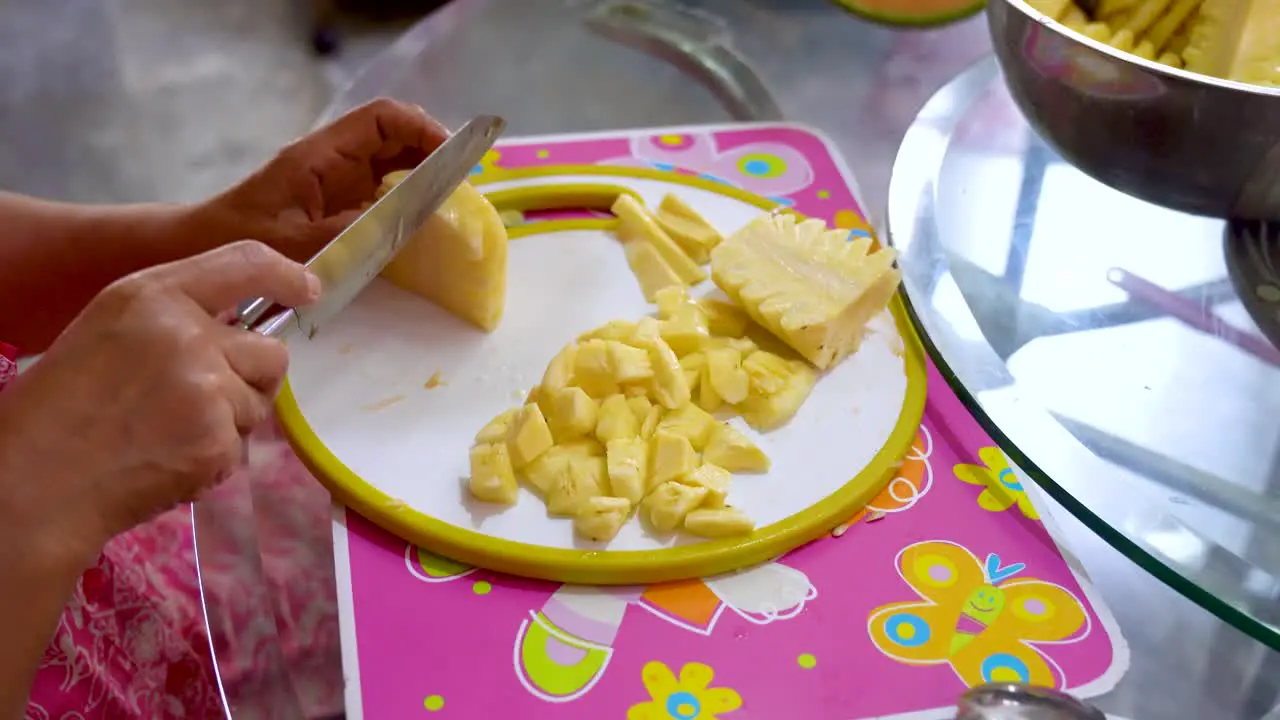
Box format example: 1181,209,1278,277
607,341,654,384
468,443,519,505
677,463,732,508
711,212,901,370
630,318,690,409
705,348,750,404
507,404,554,469
574,339,619,398
378,178,508,332
475,408,519,444
684,507,756,538
656,404,717,451
547,455,607,516
650,430,699,485
736,361,817,432
613,195,706,285
697,297,750,338
703,422,770,472
623,239,683,301
574,496,632,542
547,387,598,441
655,194,723,264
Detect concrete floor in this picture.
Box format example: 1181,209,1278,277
0,0,406,205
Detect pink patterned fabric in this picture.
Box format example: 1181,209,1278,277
22,413,342,719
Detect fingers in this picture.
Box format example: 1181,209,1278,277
223,372,274,435
165,241,322,315
218,325,290,394
308,98,449,165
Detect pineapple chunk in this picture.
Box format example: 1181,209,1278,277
613,195,706,285
547,387,599,441
684,508,756,538
630,318,690,409
703,423,770,472
579,320,637,342
697,365,724,413
656,404,717,451
574,339,619,398
507,404,554,469
522,448,572,495
643,482,710,532
542,343,578,395
547,455,607,516
638,405,663,440
475,408,519,444
660,305,711,357
736,362,817,431
651,430,699,485
574,496,632,542
468,443,519,505
606,437,649,504
626,395,654,423
742,350,794,396
655,194,723,264
704,335,758,355
378,180,508,331
606,341,653,384
654,286,692,319
596,394,639,443
677,463,732,508
697,297,749,337
705,348,750,404
560,438,606,457
711,212,901,370
624,384,650,398
623,238,683,301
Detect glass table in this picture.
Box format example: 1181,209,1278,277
192,1,1280,717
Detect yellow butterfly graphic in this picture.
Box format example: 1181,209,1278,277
867,540,1088,688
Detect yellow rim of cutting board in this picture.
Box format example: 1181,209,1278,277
276,165,928,585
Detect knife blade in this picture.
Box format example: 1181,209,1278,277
236,114,507,340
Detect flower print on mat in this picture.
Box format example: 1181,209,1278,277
627,661,742,720
955,447,1039,520
868,540,1088,689
834,427,935,536
602,133,814,200
514,562,815,703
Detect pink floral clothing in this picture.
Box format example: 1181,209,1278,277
6,344,344,720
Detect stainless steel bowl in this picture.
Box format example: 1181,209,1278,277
987,1,1280,220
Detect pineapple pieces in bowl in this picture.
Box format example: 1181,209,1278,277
465,192,901,545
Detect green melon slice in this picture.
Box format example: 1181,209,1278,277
831,0,985,26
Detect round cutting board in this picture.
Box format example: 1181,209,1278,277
277,166,927,585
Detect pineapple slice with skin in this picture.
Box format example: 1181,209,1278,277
711,212,901,370
630,318,690,409
703,422,771,472
468,443,519,505
655,194,723,264
507,404,555,469
596,394,639,444
547,455,607,516
736,361,817,432
685,507,756,538
606,437,650,504
547,387,599,441
574,496,632,542
656,404,717,451
613,195,706,285
650,430,699,485
642,482,710,532
475,408,519,444
676,463,732,508
378,178,508,332
705,348,750,404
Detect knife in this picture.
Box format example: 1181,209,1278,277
235,114,507,340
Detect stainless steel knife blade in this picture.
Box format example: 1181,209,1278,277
237,114,506,340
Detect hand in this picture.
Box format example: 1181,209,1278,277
0,241,320,569
200,97,449,261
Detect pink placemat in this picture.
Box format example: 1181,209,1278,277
333,124,1129,719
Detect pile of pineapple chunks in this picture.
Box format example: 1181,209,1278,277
466,190,898,544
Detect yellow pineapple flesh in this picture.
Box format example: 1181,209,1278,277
711,212,901,371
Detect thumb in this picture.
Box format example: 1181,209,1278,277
164,241,322,314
